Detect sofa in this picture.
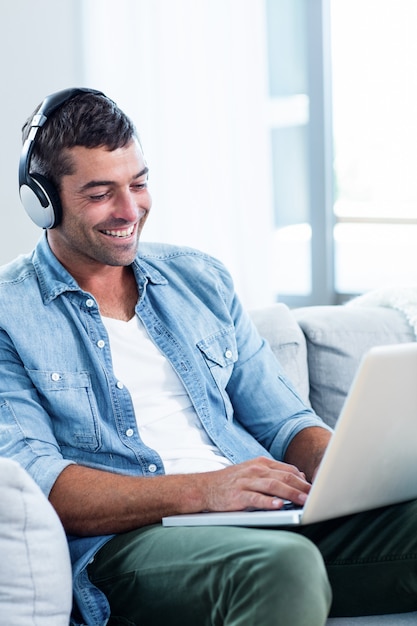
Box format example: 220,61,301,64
1,300,417,625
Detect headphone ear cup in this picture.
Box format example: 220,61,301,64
19,89,105,228
19,173,62,229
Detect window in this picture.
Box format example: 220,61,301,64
267,0,417,305
265,0,334,306
331,0,417,297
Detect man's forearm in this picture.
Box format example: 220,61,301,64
284,427,332,482
49,464,205,536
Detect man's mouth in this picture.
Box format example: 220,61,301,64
101,225,135,238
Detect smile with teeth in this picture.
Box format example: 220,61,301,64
101,225,135,238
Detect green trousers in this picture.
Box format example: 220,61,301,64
88,500,417,626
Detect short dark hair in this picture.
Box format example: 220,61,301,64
22,90,138,190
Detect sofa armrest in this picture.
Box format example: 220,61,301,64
0,457,72,625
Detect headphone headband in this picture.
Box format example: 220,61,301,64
18,87,104,229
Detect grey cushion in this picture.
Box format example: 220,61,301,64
250,303,310,405
0,458,72,625
293,306,415,428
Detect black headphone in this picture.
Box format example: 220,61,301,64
18,87,104,229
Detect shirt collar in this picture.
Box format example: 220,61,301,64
32,233,167,305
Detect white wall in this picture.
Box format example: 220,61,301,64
82,0,275,307
0,0,86,264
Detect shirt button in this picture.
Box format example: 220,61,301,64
225,349,233,359
116,381,124,389
51,372,61,381
97,339,105,348
148,464,157,473
126,428,134,437
85,298,95,308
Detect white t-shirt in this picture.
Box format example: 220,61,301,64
102,315,232,474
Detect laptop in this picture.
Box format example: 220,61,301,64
163,342,417,527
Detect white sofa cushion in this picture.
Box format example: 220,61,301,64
0,457,72,625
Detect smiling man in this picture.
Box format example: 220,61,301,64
1,88,417,626
48,141,150,321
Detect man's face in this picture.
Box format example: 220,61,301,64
47,138,151,273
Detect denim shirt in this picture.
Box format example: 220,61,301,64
0,234,329,625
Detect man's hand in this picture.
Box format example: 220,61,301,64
197,456,311,512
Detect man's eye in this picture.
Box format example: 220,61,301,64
132,182,148,191
89,192,109,201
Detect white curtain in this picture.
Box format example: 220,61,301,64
82,0,276,308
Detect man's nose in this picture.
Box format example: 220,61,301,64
114,190,140,221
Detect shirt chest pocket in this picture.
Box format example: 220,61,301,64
27,369,101,452
197,327,238,419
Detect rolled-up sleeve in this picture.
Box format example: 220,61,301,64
226,290,332,461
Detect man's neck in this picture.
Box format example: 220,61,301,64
77,266,139,321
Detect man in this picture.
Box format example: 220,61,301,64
1,88,416,625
